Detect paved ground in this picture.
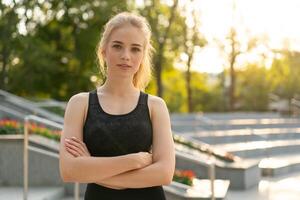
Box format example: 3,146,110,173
0,186,63,200
226,171,300,200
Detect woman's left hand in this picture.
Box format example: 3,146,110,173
64,137,91,157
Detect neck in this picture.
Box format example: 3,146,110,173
99,76,138,96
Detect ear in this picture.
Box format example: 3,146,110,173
101,49,106,59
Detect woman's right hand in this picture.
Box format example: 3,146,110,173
134,151,153,169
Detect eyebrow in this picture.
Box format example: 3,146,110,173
112,40,142,47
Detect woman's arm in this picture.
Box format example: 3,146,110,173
59,93,150,183
66,95,175,188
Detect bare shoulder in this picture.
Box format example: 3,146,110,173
147,94,169,118
148,94,166,107
64,92,90,126
68,92,89,105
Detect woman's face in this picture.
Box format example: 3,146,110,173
103,24,145,78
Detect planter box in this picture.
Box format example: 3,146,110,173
0,134,86,196
175,144,260,190
163,178,230,200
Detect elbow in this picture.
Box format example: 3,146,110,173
163,173,173,185
59,160,75,183
60,167,73,183
60,171,74,183
162,167,174,185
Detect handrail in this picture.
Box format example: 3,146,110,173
0,104,25,120
23,115,79,200
207,157,215,200
0,89,64,123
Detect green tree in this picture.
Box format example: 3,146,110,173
268,50,300,113
0,1,20,90
181,1,206,112
7,0,128,99
237,64,270,111
140,0,187,98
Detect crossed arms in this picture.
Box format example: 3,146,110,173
59,93,175,189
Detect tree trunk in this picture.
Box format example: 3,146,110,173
186,57,193,113
229,58,235,110
0,47,8,90
229,28,237,111
152,0,178,98
154,50,163,97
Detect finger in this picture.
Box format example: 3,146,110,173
65,140,89,157
70,137,90,152
66,146,80,157
65,143,82,156
69,137,87,151
69,137,90,155
66,143,89,157
70,137,86,146
66,138,86,154
66,146,78,157
65,142,84,156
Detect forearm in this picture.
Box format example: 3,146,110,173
64,154,138,183
95,162,172,188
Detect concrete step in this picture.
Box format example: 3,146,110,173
172,117,300,132
164,179,230,200
171,112,283,121
189,128,300,144
172,123,300,133
258,154,300,177
213,139,300,158
0,186,64,200
225,171,300,200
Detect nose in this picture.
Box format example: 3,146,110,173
121,49,130,61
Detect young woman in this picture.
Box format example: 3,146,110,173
59,12,175,200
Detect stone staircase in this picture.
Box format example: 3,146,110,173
0,89,63,123
171,113,300,178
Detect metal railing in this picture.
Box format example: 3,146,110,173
23,115,80,200
0,89,64,123
207,157,215,200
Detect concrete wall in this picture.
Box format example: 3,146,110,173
175,151,260,190
0,136,86,195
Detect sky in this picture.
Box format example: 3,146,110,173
180,0,300,73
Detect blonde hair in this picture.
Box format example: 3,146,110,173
96,12,154,91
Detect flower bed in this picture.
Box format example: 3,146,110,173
173,134,240,162
0,119,61,141
173,169,196,186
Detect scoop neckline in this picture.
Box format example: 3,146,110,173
95,89,142,117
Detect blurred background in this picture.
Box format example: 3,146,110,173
1,0,300,200
1,0,299,114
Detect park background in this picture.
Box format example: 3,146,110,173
1,0,300,200
1,0,300,114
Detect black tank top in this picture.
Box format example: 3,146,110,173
83,89,166,200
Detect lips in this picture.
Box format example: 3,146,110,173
117,64,131,68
